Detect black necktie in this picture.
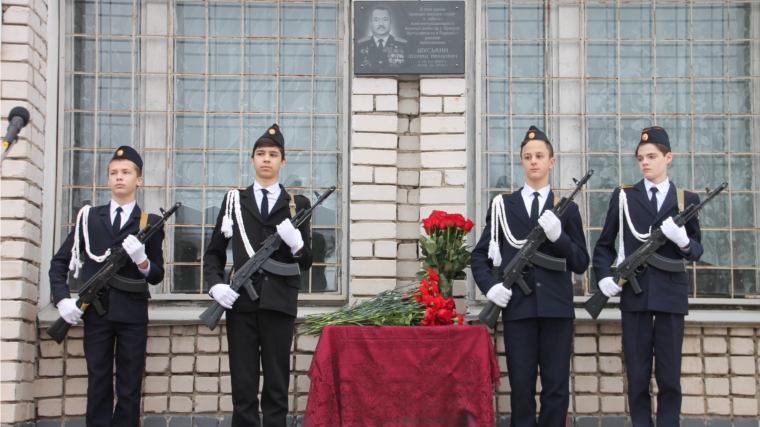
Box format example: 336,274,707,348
260,189,269,221
113,206,123,235
530,192,540,226
378,39,384,49
650,187,659,212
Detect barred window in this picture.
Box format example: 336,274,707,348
479,1,760,299
60,0,346,298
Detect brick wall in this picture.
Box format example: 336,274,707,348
1,0,49,424
30,322,759,425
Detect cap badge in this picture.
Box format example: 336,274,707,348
642,133,649,141
528,132,535,139
269,129,276,135
117,149,124,156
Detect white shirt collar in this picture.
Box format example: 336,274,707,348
643,177,670,197
373,35,390,45
110,199,136,218
521,183,551,200
253,181,280,195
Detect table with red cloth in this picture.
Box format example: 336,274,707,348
303,325,500,427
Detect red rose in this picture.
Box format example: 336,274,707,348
444,297,456,310
431,295,445,310
427,268,439,282
463,219,475,232
442,216,455,228
437,309,454,324
414,293,422,303
422,295,434,307
431,283,440,294
450,214,466,229
422,308,436,326
420,286,430,296
457,314,464,324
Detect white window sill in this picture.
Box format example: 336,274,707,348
38,300,760,327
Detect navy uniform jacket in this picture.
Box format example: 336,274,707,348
356,34,407,73
49,204,165,324
203,185,313,317
592,180,703,315
472,189,590,321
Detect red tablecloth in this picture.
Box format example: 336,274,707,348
304,325,500,427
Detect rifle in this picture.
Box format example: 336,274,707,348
478,170,594,329
46,203,182,344
199,187,336,331
584,182,727,320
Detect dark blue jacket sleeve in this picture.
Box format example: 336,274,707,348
49,228,78,306
592,187,621,281
471,197,500,295
548,202,589,275
144,214,165,285
678,192,703,262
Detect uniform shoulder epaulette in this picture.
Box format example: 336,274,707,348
683,189,695,194
620,185,634,189
394,37,408,43
357,35,372,43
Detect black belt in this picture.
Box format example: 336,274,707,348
109,274,149,293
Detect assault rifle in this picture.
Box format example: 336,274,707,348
478,170,594,329
584,182,727,320
199,187,336,331
45,203,182,344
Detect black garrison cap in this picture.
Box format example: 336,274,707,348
110,146,142,170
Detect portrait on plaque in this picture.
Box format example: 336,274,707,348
354,1,465,74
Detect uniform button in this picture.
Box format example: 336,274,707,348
264,276,269,281
537,282,541,287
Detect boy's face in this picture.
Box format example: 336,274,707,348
251,146,286,181
636,143,672,182
108,159,142,197
520,139,555,182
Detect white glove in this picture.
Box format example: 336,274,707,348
598,277,622,298
57,298,83,325
538,211,562,242
209,284,239,309
661,217,690,249
122,235,148,265
277,219,304,253
486,283,512,308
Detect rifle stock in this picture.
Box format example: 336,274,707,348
478,170,594,329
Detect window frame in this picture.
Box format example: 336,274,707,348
43,0,351,305
473,0,760,306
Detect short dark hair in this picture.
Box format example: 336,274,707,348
252,138,285,159
520,139,554,158
371,6,391,17
635,142,670,157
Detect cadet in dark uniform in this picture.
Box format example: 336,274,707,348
356,5,407,72
593,127,703,427
49,146,165,427
203,124,313,427
472,126,589,427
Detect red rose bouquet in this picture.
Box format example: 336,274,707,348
419,210,475,298
299,211,474,334
414,267,464,326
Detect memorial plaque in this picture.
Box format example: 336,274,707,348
354,1,465,74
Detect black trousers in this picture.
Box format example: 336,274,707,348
622,311,684,427
83,314,147,427
504,317,573,427
226,309,295,427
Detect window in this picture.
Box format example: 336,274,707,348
479,0,760,299
61,0,346,298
